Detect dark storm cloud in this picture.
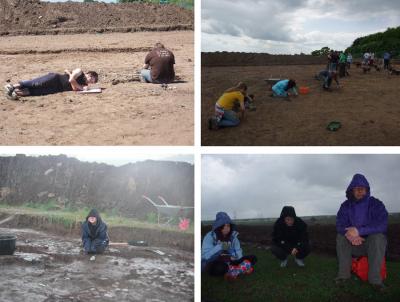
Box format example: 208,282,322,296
202,155,400,220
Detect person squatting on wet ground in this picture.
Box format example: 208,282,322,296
271,79,298,99
140,42,175,84
4,69,98,101
81,209,109,254
271,206,310,268
208,82,248,130
201,212,257,280
335,174,388,291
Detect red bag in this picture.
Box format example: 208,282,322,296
351,256,387,281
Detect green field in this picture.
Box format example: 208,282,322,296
0,203,193,234
202,246,400,302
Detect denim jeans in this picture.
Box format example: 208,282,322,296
140,69,153,83
218,110,240,127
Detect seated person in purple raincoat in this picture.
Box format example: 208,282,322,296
335,174,388,290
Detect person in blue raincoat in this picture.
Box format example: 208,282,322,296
335,174,388,290
81,209,109,254
271,79,298,98
201,212,257,279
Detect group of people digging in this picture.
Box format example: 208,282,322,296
201,173,388,291
4,43,175,101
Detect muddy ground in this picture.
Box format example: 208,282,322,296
0,31,193,145
0,0,193,36
202,63,400,146
0,226,194,302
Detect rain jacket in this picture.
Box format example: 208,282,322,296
336,174,388,236
201,212,243,271
272,79,298,97
81,209,109,253
272,206,309,252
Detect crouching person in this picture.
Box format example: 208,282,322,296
201,212,257,280
336,174,388,290
81,209,109,254
271,206,310,267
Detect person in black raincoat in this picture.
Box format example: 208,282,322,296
81,209,109,254
271,206,310,267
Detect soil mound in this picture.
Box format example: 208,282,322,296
0,0,193,36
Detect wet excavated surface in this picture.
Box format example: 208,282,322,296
0,227,194,302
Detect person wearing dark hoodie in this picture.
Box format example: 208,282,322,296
201,212,257,279
81,209,109,254
336,174,388,290
271,206,310,268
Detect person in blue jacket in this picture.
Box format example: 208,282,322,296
81,209,109,254
271,79,298,98
335,174,388,289
201,212,257,279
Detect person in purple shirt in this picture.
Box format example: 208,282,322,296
335,173,388,290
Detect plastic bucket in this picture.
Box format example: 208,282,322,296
0,234,16,255
299,86,310,94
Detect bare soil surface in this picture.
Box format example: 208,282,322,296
0,31,194,145
0,0,193,36
0,226,194,302
202,64,400,146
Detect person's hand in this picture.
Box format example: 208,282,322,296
345,227,359,238
291,248,298,256
350,236,365,246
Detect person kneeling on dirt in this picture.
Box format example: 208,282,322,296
4,69,99,101
81,209,109,254
140,42,175,84
335,174,388,290
315,70,340,90
271,206,310,268
208,82,247,130
201,212,257,280
271,79,298,98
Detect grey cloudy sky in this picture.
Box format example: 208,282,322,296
202,154,400,220
0,147,193,166
202,0,400,54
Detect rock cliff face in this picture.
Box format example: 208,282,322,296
0,155,194,218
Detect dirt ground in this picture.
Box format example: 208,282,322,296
0,226,194,302
0,0,193,36
0,31,193,145
202,64,400,146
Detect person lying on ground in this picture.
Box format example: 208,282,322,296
335,173,388,291
208,82,247,130
140,42,175,84
4,69,98,101
201,212,257,280
244,94,256,111
315,70,340,90
81,208,109,254
271,206,310,268
271,79,298,98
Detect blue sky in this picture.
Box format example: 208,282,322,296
202,0,400,54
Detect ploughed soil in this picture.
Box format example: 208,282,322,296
201,223,400,261
0,214,194,301
0,0,193,36
202,61,400,146
0,31,194,145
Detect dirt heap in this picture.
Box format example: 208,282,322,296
0,155,194,219
202,52,327,67
0,0,193,36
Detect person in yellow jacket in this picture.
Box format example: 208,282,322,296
208,82,247,130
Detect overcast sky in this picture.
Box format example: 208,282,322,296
202,154,400,220
0,147,193,166
202,0,400,54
